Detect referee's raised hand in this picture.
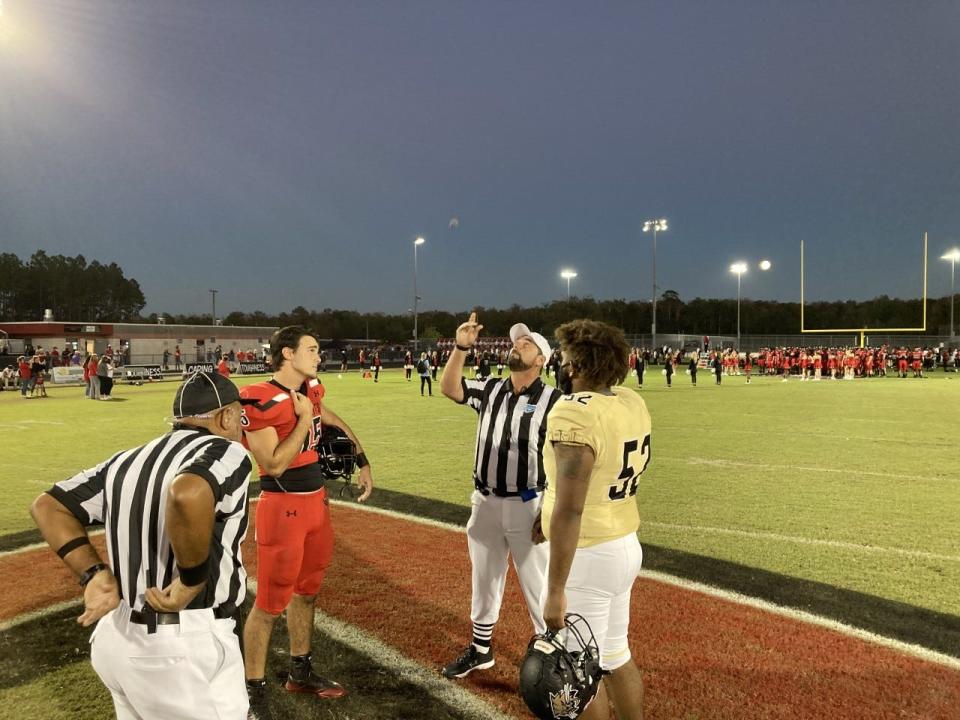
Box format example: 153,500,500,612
456,312,484,349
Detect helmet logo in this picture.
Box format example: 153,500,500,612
549,683,581,718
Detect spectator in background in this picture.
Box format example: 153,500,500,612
71,349,82,365
404,350,413,381
688,353,698,387
217,356,231,378
1,365,16,391
431,350,440,381
174,345,182,370
87,354,101,400
18,356,32,398
97,354,114,400
417,352,433,396
50,347,60,368
340,349,349,374
371,351,381,383
162,349,170,370
33,368,48,398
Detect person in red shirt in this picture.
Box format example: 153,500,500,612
17,356,32,398
865,352,874,377
897,349,909,378
240,327,373,717
780,353,791,382
216,357,231,378
87,354,101,399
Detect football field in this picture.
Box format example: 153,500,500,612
0,368,957,718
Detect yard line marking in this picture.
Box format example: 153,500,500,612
0,598,81,632
655,424,954,448
0,529,105,560
336,500,960,669
657,455,958,483
248,579,509,720
640,570,960,672
644,522,960,563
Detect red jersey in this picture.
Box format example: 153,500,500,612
241,378,325,481
217,359,231,378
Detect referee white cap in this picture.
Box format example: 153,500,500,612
509,323,551,358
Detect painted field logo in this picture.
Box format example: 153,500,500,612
549,682,580,718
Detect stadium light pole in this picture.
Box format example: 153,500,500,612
642,218,668,351
209,289,218,327
942,249,960,338
560,269,578,300
730,263,748,349
413,236,425,353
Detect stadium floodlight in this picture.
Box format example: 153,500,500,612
759,259,772,271
729,263,748,350
642,218,669,351
413,237,426,352
942,249,960,338
560,269,578,300
209,289,218,327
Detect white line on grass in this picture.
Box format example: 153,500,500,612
640,569,960,672
644,522,960,563
0,598,82,632
247,579,509,720
0,529,105,560
338,500,960,670
658,455,958,483
656,424,955,448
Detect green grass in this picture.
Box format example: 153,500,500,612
1,368,958,615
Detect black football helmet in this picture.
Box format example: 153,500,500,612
519,614,604,720
317,425,357,483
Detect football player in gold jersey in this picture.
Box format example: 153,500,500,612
538,319,651,720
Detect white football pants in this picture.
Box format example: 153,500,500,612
563,533,643,671
467,490,548,636
90,603,247,720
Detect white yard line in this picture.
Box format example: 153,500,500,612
3,498,957,678
644,521,960,563
657,455,958,483
655,424,953,447
639,570,960,672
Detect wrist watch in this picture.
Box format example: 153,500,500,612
79,563,109,588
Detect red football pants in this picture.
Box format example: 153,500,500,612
254,489,334,615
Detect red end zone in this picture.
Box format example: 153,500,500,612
2,503,958,719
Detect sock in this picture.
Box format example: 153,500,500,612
472,622,493,653
246,679,266,692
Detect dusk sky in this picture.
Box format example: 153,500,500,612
1,1,958,317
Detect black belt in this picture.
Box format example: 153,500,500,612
129,604,236,627
475,485,542,499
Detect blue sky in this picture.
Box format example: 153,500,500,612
1,1,958,316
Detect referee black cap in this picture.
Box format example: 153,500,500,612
173,371,255,419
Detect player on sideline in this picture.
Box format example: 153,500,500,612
539,319,651,720
240,326,373,719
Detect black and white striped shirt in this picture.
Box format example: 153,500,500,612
48,427,251,613
459,376,561,495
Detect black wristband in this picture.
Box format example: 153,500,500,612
57,536,91,559
177,559,210,587
356,452,370,469
79,563,109,588
456,344,473,352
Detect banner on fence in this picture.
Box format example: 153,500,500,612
51,366,85,385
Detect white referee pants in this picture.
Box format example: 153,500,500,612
89,604,247,720
467,490,548,636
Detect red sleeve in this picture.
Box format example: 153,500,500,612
240,385,290,433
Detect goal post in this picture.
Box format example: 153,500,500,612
800,233,928,348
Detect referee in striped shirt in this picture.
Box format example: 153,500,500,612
439,313,561,679
31,371,254,720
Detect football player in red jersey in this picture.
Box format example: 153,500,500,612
240,326,373,718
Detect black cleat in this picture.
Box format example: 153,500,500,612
247,681,270,720
284,654,348,699
441,644,495,679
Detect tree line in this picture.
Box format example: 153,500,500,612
0,251,951,339
0,251,146,322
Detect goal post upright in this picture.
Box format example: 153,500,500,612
800,232,928,348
